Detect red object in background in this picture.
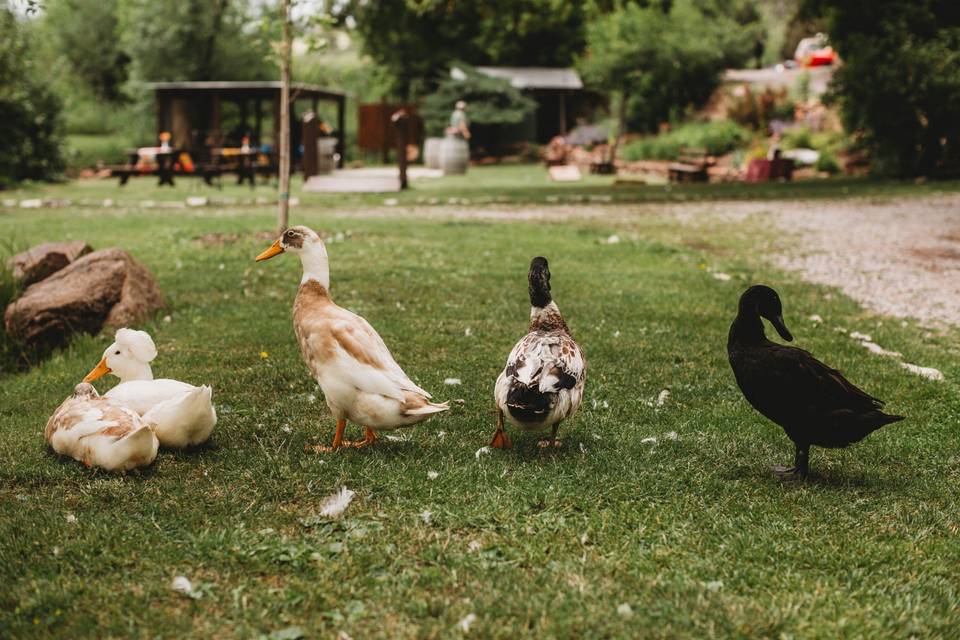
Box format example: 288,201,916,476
807,47,836,67
746,158,795,182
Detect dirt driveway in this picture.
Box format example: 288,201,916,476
344,192,960,327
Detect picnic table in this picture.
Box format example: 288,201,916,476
110,148,220,187
668,146,712,183
211,148,267,187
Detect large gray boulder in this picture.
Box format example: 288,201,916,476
10,241,92,286
4,249,165,349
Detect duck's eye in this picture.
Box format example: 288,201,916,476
115,350,121,355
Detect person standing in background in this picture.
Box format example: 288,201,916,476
449,100,471,140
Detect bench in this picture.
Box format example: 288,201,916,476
109,149,222,187
668,146,709,183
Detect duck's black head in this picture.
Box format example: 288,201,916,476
528,256,552,308
738,285,793,341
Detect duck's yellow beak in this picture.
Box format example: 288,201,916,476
255,239,284,262
83,358,111,382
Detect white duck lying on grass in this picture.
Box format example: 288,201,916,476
83,328,217,448
46,383,159,472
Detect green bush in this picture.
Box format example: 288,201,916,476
0,238,28,375
65,134,134,170
620,121,752,161
0,7,65,187
421,63,537,137
815,149,841,174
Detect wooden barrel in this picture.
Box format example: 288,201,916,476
439,136,469,175
317,138,337,174
423,137,443,169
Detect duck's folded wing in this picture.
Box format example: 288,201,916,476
504,333,585,393
765,344,885,414
538,335,586,393
328,319,431,400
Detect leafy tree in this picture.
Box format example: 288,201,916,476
420,63,537,136
44,0,129,101
332,0,588,99
119,0,274,82
805,0,960,176
0,4,64,186
579,0,762,134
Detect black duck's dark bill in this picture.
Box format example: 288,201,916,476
771,315,794,342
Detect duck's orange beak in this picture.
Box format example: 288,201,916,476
83,358,111,382
255,239,284,262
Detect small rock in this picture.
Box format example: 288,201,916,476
617,603,633,618
185,196,208,207
19,198,42,209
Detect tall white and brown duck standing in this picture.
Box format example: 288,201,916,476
491,257,586,449
256,226,449,451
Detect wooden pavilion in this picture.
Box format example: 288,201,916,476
147,81,346,168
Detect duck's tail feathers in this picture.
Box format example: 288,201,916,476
405,401,450,416
102,425,158,470
142,385,217,447
505,384,552,424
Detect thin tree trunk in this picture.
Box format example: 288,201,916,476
276,0,292,234
200,0,230,81
609,88,628,165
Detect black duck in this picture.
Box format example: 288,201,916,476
727,285,904,477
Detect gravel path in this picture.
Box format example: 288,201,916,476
765,194,960,328
337,192,960,327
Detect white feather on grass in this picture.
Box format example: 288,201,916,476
475,446,491,460
171,575,200,599
458,613,478,633
319,487,356,519
900,362,944,381
656,390,670,406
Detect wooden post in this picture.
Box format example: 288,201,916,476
559,90,567,136
392,109,409,190
337,94,346,168
255,98,263,145
276,0,291,235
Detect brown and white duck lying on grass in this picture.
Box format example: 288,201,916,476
491,257,586,449
46,383,159,472
255,225,448,451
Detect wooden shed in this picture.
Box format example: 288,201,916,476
148,81,346,167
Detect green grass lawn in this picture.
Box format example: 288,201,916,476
6,164,960,209
1,177,959,638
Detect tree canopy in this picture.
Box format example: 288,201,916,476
331,0,588,99
578,0,764,132
0,4,64,186
806,0,960,176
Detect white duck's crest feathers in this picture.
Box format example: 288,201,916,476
114,328,158,363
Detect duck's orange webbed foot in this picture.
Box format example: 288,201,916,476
490,428,512,449
306,418,353,453
490,410,512,449
352,427,378,448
